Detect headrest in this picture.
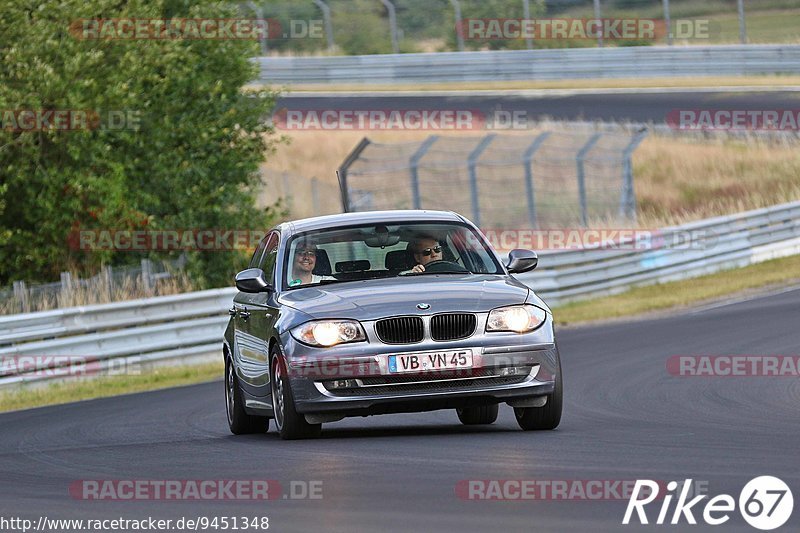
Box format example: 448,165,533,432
336,260,371,273
385,249,414,271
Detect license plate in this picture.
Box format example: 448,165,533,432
388,349,473,373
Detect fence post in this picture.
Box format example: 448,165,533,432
737,0,747,44
522,132,551,228
311,177,321,214
246,2,268,55
141,259,153,294
13,280,29,314
312,0,335,51
522,0,533,50
102,264,114,301
379,0,399,54
576,133,602,227
338,137,372,212
621,129,648,222
59,272,73,308
593,0,603,47
409,135,439,209
467,134,496,227
450,0,465,51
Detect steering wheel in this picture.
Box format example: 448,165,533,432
420,260,468,273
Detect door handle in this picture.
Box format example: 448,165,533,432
239,308,251,320
228,307,237,317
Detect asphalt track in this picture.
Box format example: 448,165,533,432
1,286,799,532
277,90,800,124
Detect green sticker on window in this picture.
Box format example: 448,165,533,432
289,279,302,287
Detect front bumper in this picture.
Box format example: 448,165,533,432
282,316,560,417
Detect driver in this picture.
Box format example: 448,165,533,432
408,236,443,274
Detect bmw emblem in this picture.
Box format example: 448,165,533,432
417,303,431,310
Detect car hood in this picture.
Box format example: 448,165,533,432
278,274,530,321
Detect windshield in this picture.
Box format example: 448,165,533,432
283,222,503,289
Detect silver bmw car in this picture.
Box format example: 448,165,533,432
223,210,562,439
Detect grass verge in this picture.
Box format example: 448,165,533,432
0,361,223,414
552,253,800,325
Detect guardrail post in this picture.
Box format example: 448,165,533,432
467,134,496,227
337,137,372,212
576,133,602,227
662,0,672,45
13,280,28,314
522,132,551,228
409,135,438,209
621,129,648,222
450,0,465,51
312,0,335,51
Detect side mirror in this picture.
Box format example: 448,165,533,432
235,268,272,293
505,249,538,274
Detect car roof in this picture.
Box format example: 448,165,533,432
281,210,467,234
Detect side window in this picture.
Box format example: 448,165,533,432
249,236,269,269
259,232,280,284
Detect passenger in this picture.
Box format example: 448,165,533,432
288,242,326,286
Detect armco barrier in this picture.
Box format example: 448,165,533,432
254,45,800,85
1,201,799,389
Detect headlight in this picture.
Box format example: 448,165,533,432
290,320,366,347
486,305,547,333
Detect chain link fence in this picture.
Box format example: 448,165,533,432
243,0,795,56
337,128,648,228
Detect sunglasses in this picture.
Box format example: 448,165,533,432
415,245,442,257
295,250,317,258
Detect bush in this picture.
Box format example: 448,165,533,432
0,0,282,289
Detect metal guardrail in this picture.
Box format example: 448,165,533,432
254,45,800,85
1,201,799,388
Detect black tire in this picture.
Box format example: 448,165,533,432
456,404,499,425
225,357,269,435
514,357,563,431
270,348,321,440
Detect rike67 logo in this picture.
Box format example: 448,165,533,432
624,476,793,530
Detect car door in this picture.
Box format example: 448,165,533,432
234,231,280,400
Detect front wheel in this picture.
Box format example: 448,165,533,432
270,348,321,440
225,358,269,435
514,358,562,431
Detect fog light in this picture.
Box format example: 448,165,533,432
499,366,529,376
327,379,359,389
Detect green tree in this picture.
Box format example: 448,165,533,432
0,0,281,288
